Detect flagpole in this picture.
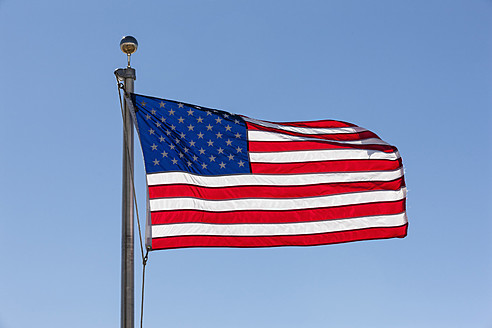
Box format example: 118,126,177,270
116,36,138,328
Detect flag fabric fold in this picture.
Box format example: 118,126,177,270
130,93,407,250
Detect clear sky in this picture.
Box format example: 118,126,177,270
1,1,491,327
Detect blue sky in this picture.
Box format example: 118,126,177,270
1,1,491,327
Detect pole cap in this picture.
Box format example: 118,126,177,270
120,36,138,55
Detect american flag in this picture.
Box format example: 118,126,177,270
130,93,407,250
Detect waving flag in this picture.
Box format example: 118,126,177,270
130,93,407,250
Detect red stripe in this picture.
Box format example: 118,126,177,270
150,224,408,249
246,122,380,141
251,159,402,174
150,200,405,225
249,140,396,152
149,178,404,200
243,118,358,128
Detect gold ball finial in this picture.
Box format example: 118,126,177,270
120,36,138,55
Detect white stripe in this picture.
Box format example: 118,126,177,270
147,167,404,187
247,130,389,146
248,130,385,144
250,149,400,163
150,187,406,212
243,117,367,135
151,212,407,238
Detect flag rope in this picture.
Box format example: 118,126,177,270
116,79,146,261
140,248,149,328
115,77,150,328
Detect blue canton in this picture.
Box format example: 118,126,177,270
132,94,251,176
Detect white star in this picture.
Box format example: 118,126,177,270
196,117,204,123
168,109,175,115
161,151,168,157
219,162,226,169
159,136,165,142
217,147,224,154
207,140,214,147
234,119,240,124
224,125,232,131
178,103,184,108
179,152,184,158
215,117,222,124
236,146,242,153
197,132,204,139
153,159,159,165
172,158,178,165
228,154,234,161
180,132,186,139
184,147,189,153
206,111,212,116
199,148,206,155
223,114,229,118
235,132,241,138
187,161,192,167
238,160,245,167
178,117,185,123
187,124,195,131
187,109,194,116
160,117,166,123
170,124,176,131
141,101,146,106
189,140,196,147
160,101,166,108
226,139,233,146
169,144,176,150
216,132,223,139
192,155,198,161
206,124,213,131
165,130,171,135
149,128,155,135
175,138,180,144
151,144,158,150
145,114,151,120
201,163,208,169
151,109,156,115
209,155,216,162
156,122,161,128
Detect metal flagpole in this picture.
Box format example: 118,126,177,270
115,35,138,328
